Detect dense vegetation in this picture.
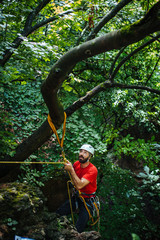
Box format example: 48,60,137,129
1,0,160,239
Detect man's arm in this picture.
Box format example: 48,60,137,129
64,160,89,190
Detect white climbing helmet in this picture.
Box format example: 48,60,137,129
80,144,95,156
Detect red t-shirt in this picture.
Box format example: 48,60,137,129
73,161,98,198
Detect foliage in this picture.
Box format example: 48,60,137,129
131,233,140,240
4,218,18,231
97,158,141,240
1,0,159,161
18,165,44,187
113,135,159,169
97,157,160,239
0,79,47,157
136,166,160,239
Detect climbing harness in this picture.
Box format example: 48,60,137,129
67,181,100,230
78,190,100,227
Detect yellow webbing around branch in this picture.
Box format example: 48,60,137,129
47,112,73,180
48,112,67,155
48,112,67,163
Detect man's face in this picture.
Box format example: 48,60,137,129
79,149,90,163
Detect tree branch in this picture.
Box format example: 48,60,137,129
0,5,73,66
87,0,132,40
28,9,74,35
111,33,160,81
23,0,51,33
65,81,160,117
76,23,89,45
109,46,126,78
145,55,160,84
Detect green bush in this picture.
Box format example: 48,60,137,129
97,157,160,240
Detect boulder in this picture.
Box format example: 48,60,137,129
0,182,101,240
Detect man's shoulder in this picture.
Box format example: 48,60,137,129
89,162,98,173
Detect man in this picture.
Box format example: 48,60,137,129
56,144,98,233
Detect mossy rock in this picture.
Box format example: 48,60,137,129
0,182,44,222
0,182,75,239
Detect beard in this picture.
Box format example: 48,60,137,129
79,156,89,163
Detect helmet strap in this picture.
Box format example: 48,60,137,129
83,154,92,163
85,158,89,163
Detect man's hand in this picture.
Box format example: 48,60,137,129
64,160,73,172
64,160,90,190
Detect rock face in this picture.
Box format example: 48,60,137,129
0,182,101,240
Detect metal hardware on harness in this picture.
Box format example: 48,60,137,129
90,196,100,217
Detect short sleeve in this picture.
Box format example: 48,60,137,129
82,166,98,183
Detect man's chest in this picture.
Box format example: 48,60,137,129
74,166,87,178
